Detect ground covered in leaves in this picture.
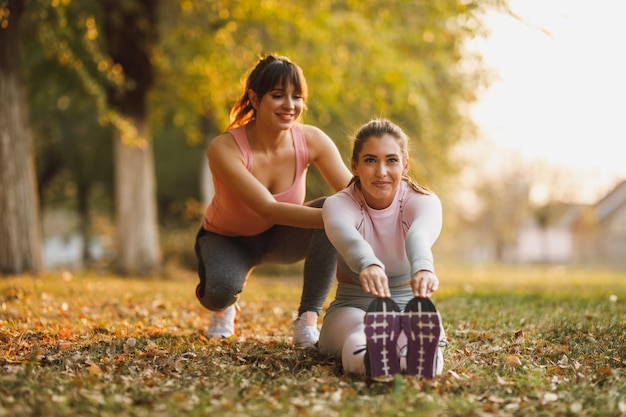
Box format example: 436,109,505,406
1,264,625,416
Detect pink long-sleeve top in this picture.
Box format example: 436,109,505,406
322,181,442,288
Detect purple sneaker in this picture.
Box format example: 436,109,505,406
364,298,402,382
402,297,442,379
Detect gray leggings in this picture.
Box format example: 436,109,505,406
194,197,336,316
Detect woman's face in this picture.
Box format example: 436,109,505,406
251,81,304,130
351,134,408,209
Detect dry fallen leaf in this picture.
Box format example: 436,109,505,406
88,361,104,376
496,374,511,385
506,355,522,366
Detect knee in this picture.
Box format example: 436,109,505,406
196,283,240,311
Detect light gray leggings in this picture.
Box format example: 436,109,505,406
194,197,336,316
319,306,370,375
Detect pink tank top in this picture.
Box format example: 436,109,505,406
202,123,309,236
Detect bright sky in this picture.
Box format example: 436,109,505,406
468,0,626,203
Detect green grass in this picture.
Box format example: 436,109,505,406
1,264,625,416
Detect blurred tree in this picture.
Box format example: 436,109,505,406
475,166,531,261
452,145,533,261
0,0,42,274
29,0,161,274
25,30,114,264
101,0,161,275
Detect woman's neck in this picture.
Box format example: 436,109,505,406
246,121,290,153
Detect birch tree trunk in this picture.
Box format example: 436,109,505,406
114,119,161,275
0,0,42,274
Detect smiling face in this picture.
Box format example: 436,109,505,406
251,82,304,130
351,134,408,209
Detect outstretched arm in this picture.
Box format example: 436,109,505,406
404,193,443,298
323,193,390,297
208,133,323,228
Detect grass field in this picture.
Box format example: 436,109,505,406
1,263,625,416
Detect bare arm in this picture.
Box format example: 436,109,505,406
207,133,324,228
303,125,352,192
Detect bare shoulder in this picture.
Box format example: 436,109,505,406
302,123,324,134
207,131,238,155
208,131,235,149
301,124,336,153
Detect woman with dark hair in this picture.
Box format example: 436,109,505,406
194,54,352,347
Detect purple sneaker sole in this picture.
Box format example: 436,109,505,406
364,298,402,382
402,297,441,379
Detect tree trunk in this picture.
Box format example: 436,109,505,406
0,0,42,274
103,0,161,275
76,182,92,264
114,119,161,275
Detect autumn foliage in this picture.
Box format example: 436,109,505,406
1,265,625,416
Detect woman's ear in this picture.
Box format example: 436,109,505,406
248,89,259,109
402,160,409,175
350,159,358,175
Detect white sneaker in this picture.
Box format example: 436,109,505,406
293,312,319,348
207,304,237,338
436,337,448,375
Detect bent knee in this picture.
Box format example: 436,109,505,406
196,284,240,311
